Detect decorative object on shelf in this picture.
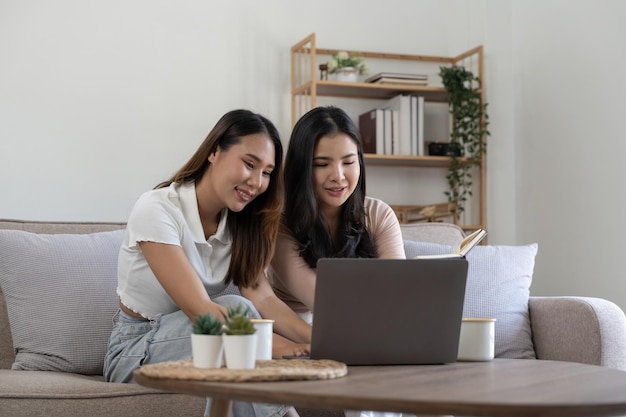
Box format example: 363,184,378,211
191,312,224,369
390,203,453,224
222,304,257,370
439,65,490,218
326,51,367,82
334,67,359,82
319,63,328,80
419,205,440,223
428,142,462,157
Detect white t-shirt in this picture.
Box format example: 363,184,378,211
117,182,231,319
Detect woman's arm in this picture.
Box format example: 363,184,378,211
139,241,227,321
368,198,406,259
240,273,312,344
270,232,317,310
270,333,310,359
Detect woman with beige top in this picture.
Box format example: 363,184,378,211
269,106,405,324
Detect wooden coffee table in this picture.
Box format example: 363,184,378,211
133,358,626,417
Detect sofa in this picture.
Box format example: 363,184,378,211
1,219,626,417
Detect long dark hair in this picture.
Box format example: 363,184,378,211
157,109,283,288
283,106,375,268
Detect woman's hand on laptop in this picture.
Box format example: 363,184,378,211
273,337,310,359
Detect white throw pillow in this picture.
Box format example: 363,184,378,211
0,229,124,374
404,240,538,359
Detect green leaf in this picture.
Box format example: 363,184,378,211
192,312,223,335
223,304,256,335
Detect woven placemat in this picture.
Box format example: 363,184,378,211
137,359,348,382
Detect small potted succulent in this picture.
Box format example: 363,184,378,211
191,312,224,368
222,304,258,369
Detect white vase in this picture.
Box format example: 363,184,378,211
191,334,224,368
222,334,257,369
334,67,359,82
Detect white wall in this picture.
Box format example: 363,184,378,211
0,0,458,222
511,0,626,307
2,1,625,311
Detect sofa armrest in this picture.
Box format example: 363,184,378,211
400,223,465,246
529,296,626,370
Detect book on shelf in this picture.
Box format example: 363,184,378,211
364,72,428,83
385,95,412,156
358,109,385,154
410,96,418,155
383,109,393,155
413,229,487,259
383,94,425,156
359,94,424,156
389,109,400,155
411,95,425,156
372,77,428,86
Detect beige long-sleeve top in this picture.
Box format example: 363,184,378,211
268,197,405,315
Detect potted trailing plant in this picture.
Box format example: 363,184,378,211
222,304,257,369
326,51,368,82
191,312,224,368
439,65,490,219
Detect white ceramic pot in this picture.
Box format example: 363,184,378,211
334,67,358,82
191,334,224,368
222,334,258,369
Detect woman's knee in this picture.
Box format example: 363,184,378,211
214,294,260,318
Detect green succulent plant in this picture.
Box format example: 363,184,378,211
192,312,223,335
223,304,256,336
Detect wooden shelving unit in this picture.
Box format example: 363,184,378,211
290,33,486,232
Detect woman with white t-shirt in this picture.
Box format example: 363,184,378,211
104,109,311,417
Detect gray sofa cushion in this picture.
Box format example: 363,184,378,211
0,229,124,374
0,369,206,417
0,285,12,370
404,240,538,359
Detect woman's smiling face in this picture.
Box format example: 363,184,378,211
312,133,360,214
207,132,275,213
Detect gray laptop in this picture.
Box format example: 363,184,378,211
310,258,468,365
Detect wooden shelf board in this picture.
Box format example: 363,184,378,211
294,81,448,102
314,48,455,64
363,154,466,168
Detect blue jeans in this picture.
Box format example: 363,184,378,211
103,294,290,417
